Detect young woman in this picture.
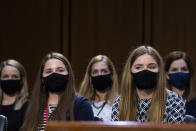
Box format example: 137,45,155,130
165,51,196,118
0,59,29,131
79,55,119,121
111,46,185,123
21,52,94,131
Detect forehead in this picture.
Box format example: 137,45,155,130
91,61,108,70
44,58,66,69
170,59,187,67
1,65,19,74
133,54,157,65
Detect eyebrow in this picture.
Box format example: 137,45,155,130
170,66,187,69
2,73,19,76
170,67,178,68
134,64,143,66
56,67,66,69
44,68,52,71
148,63,157,65
45,66,65,70
181,66,188,69
134,63,157,66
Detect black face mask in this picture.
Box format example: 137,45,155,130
131,70,158,90
0,79,23,95
92,74,112,91
43,73,69,93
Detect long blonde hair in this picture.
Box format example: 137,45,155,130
119,46,167,122
0,59,28,110
79,55,119,105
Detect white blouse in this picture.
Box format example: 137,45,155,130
91,101,112,121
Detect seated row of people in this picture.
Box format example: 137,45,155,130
0,45,195,131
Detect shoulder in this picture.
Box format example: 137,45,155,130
111,96,120,121
186,99,196,118
73,95,94,121
186,99,196,105
74,95,92,112
22,100,29,108
166,91,185,106
112,96,120,110
166,91,186,115
74,95,90,106
165,91,186,123
20,100,29,111
114,96,120,105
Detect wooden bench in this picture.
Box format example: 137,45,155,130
45,121,196,131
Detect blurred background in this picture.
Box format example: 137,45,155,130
0,0,196,93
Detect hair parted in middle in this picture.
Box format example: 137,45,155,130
164,51,196,101
21,52,76,131
0,59,29,110
79,55,119,105
119,45,167,122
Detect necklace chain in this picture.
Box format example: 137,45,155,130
92,101,106,109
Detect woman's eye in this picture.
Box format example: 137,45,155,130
135,66,141,70
148,66,156,69
12,75,19,79
45,70,52,74
170,68,177,72
2,75,8,79
102,70,109,73
57,69,64,73
56,67,66,73
181,67,189,72
92,70,97,75
147,63,157,69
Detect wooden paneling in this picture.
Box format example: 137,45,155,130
69,0,143,89
0,0,65,91
150,0,196,87
1,0,196,92
152,0,196,60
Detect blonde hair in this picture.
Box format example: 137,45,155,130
119,46,167,122
79,55,119,105
0,59,28,110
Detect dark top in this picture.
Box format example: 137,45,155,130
186,99,196,118
38,95,94,130
66,95,94,121
73,95,94,120
0,101,28,131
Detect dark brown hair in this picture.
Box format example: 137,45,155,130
165,51,195,101
21,52,76,131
